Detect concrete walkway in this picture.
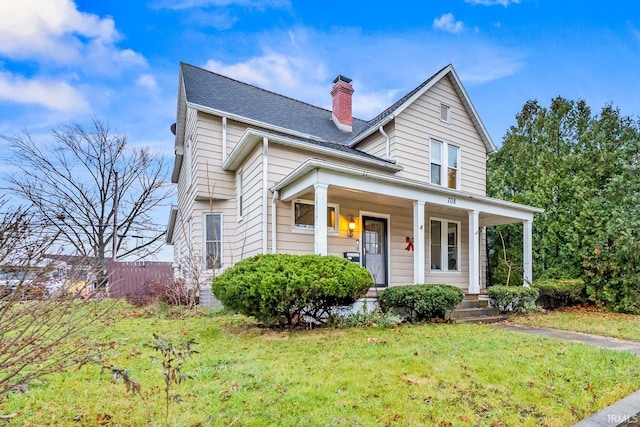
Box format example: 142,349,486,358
495,324,640,356
494,324,640,426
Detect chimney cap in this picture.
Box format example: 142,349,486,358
333,74,352,84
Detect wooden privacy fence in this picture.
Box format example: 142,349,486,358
108,261,173,299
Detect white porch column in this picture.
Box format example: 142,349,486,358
523,218,533,287
413,201,425,284
314,183,328,255
468,210,480,294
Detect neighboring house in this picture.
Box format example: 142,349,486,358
166,62,542,302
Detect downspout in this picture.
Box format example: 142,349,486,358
222,116,228,162
262,137,268,254
379,125,390,160
271,190,278,253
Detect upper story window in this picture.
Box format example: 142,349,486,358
440,103,451,123
292,200,338,232
430,139,460,190
430,140,442,186
205,212,222,270
447,145,459,189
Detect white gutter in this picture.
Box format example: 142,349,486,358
262,137,268,254
223,128,403,172
271,190,278,254
165,205,178,244
222,116,227,162
348,114,394,148
379,125,391,160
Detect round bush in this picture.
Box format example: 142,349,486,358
487,285,539,313
378,284,464,322
212,254,373,327
533,279,586,310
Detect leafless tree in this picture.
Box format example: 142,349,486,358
0,199,110,399
2,119,173,270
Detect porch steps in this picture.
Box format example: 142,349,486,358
452,295,507,324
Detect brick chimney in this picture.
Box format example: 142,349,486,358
331,74,354,132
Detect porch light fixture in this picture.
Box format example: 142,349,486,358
347,215,356,238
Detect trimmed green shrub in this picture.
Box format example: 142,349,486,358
378,284,464,322
533,279,586,310
487,285,539,313
212,254,373,327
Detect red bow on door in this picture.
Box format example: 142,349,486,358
405,237,414,251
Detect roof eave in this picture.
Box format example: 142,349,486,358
348,65,497,154
165,205,178,244
186,101,329,144
272,158,544,215
222,128,403,173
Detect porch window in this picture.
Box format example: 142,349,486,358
430,139,460,190
205,213,222,270
292,200,338,232
430,218,460,272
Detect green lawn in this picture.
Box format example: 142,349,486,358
511,307,640,342
2,305,640,426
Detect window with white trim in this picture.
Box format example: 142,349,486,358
447,145,459,189
430,140,442,186
440,103,451,123
430,139,460,189
205,213,222,270
292,200,338,232
430,218,460,272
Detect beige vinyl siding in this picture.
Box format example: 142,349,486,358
191,114,246,200
274,194,416,285
356,122,396,159
392,75,487,196
424,209,470,289
235,145,264,258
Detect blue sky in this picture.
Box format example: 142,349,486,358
1,0,639,260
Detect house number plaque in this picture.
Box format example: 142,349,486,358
447,197,457,205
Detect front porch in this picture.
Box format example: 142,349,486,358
272,159,542,294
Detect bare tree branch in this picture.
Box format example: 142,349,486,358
2,119,174,266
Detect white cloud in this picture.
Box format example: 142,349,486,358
0,0,145,72
465,0,521,6
189,10,238,30
152,0,290,10
433,13,465,34
137,74,159,91
205,53,307,91
201,27,524,119
0,72,90,112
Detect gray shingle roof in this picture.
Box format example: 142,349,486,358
181,63,368,144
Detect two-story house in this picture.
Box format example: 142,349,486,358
166,62,542,304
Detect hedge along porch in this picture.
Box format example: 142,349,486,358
272,159,543,294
